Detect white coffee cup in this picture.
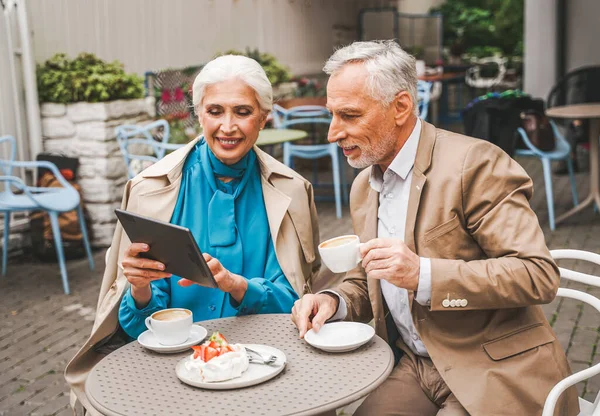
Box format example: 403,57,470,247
318,235,364,273
144,308,193,346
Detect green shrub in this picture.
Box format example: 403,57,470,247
37,53,144,103
430,0,523,58
217,48,292,85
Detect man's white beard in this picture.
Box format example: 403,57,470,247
345,130,397,169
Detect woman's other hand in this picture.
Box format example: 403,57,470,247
179,253,248,302
122,243,172,308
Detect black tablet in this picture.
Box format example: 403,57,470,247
114,209,217,288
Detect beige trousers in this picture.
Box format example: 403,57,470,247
354,353,469,416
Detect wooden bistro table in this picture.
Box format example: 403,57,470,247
546,103,600,225
86,314,394,416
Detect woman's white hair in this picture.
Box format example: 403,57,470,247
323,40,418,116
192,55,273,113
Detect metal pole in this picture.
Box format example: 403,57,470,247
3,0,25,170
15,0,43,158
556,0,566,82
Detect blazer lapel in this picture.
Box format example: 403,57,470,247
362,185,388,338
405,121,436,307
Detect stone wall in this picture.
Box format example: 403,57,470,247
40,98,155,247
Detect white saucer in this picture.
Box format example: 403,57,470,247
176,344,286,390
304,322,375,353
137,324,207,354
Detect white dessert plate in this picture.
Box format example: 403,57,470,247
137,324,207,354
304,322,375,353
176,344,286,390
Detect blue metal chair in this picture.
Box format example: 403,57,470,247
115,120,183,179
0,135,94,294
515,121,579,231
417,80,433,121
272,104,347,219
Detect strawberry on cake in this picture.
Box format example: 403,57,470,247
184,332,249,382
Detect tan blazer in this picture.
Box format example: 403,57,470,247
65,139,321,413
336,121,578,416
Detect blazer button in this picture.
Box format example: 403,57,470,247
449,299,457,307
442,299,450,308
460,299,468,307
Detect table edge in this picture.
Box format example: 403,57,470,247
546,103,600,119
86,378,121,416
287,336,395,416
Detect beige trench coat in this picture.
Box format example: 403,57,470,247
64,138,321,413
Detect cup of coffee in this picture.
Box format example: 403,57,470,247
318,235,363,273
144,308,192,346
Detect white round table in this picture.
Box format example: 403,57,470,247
86,314,394,416
546,103,600,225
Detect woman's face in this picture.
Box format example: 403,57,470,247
199,79,267,165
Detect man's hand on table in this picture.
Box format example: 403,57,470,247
291,293,339,338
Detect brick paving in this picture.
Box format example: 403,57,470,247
1,153,600,415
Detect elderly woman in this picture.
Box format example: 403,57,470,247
65,55,320,411
116,55,321,338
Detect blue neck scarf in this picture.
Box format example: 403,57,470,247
165,139,292,318
202,144,255,248
171,139,271,279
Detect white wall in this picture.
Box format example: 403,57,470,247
524,0,600,100
396,0,444,14
28,0,378,77
523,0,557,100
565,0,600,72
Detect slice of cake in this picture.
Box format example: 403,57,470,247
184,332,249,383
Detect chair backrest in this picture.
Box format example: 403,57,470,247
515,120,571,156
0,136,18,193
272,104,332,145
115,119,171,179
272,104,331,127
542,249,600,416
0,135,17,173
547,66,600,109
417,80,432,121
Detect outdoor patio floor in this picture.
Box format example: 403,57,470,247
1,151,600,415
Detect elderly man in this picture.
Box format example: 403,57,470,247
292,41,578,416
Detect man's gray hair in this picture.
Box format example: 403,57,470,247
324,40,418,116
192,55,273,113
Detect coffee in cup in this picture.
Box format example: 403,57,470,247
320,236,358,248
145,308,192,345
153,309,191,321
318,235,363,273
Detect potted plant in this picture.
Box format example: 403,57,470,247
37,52,153,247
277,76,327,108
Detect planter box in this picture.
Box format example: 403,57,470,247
276,97,327,109
41,97,155,247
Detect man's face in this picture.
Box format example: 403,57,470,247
326,63,399,169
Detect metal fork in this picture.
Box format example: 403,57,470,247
245,346,278,365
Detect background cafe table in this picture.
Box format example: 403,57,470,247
85,314,394,416
546,103,600,225
257,128,308,148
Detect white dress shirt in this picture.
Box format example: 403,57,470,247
326,118,432,357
